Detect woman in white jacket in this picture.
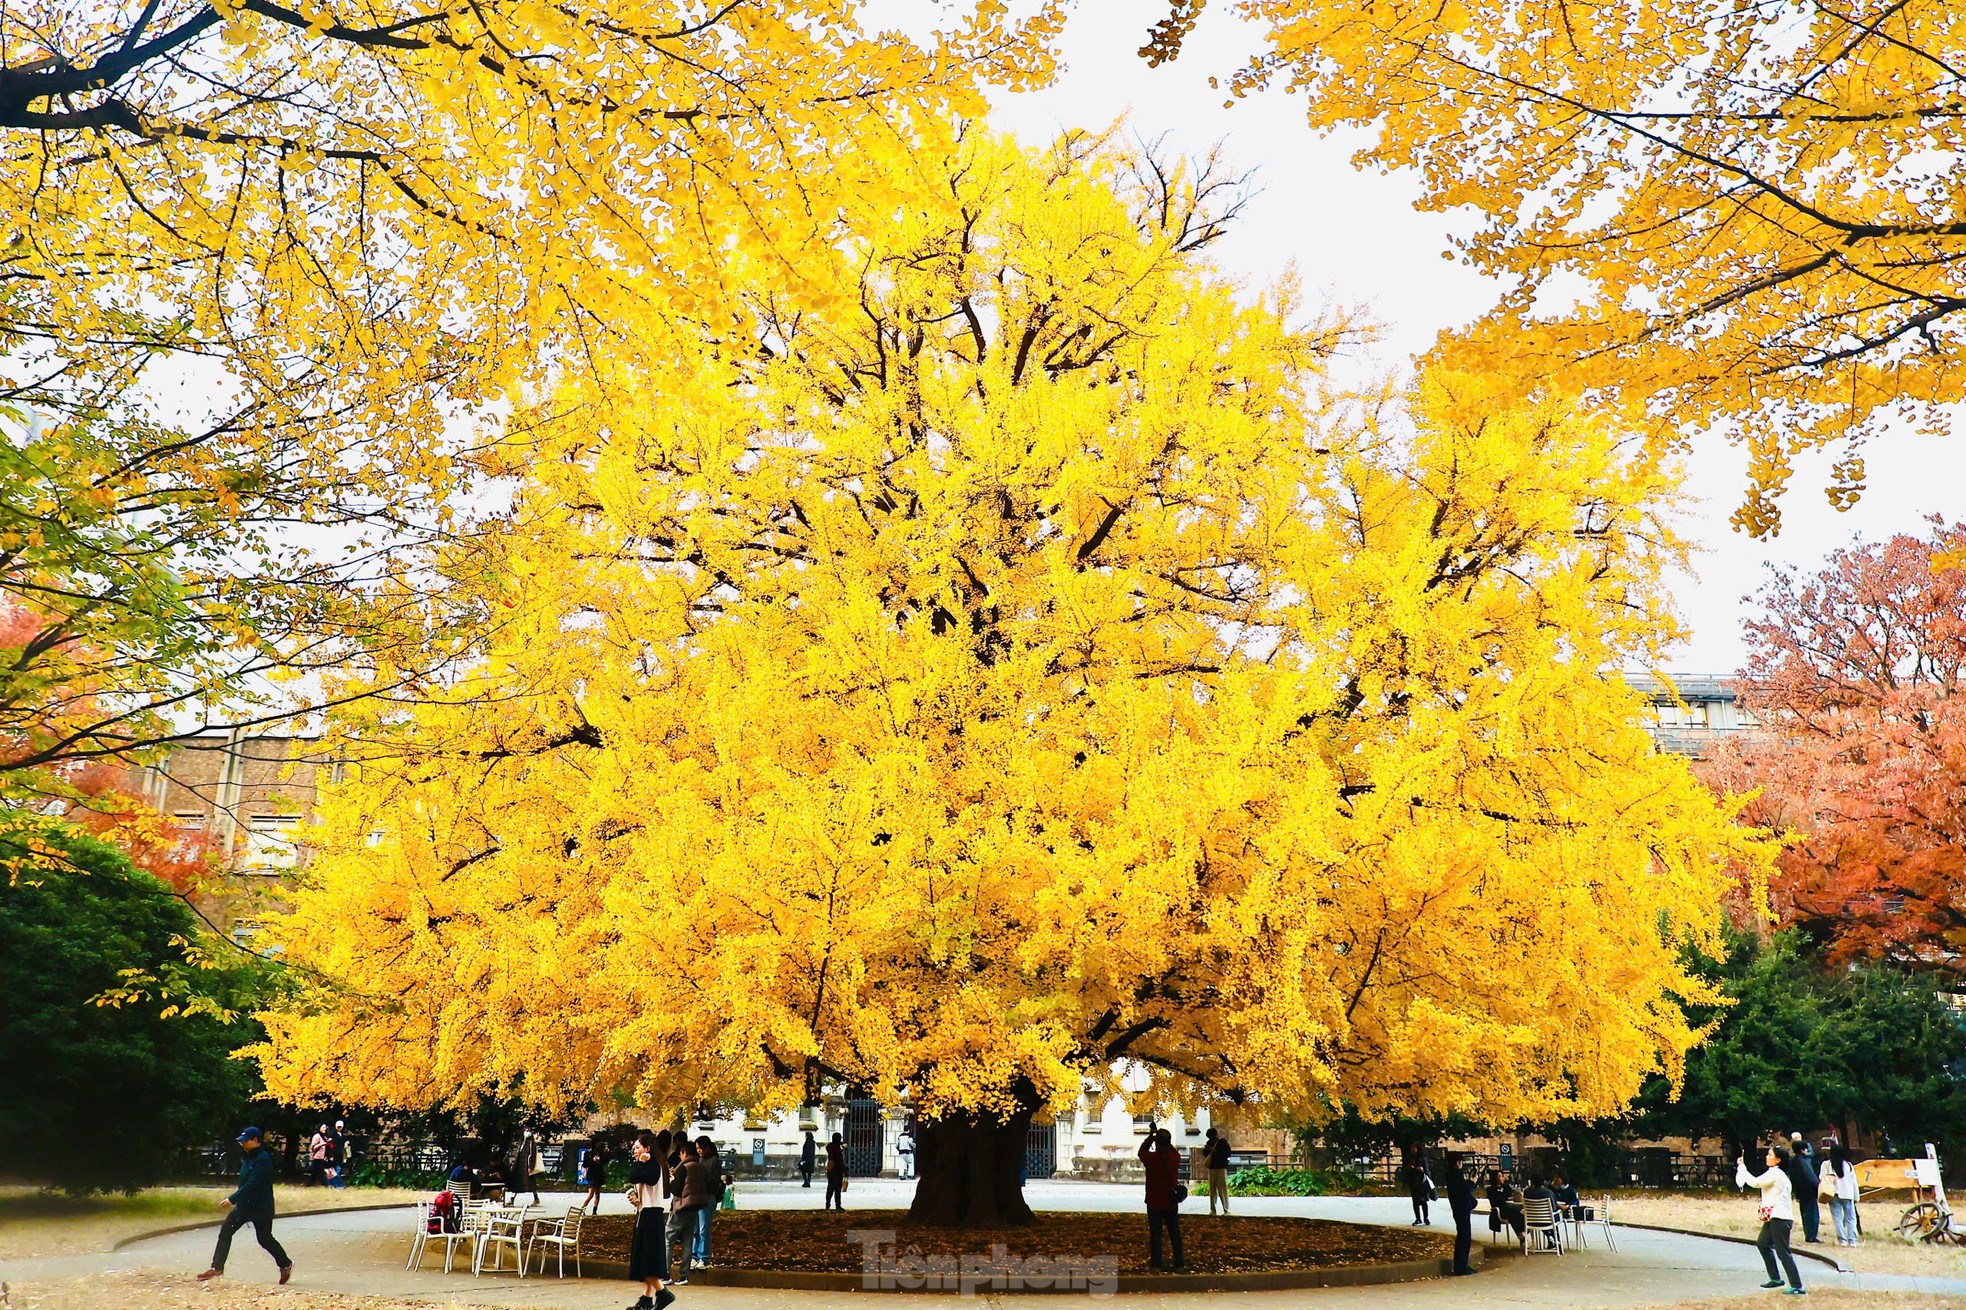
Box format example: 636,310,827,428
1738,1145,1805,1295
1821,1143,1861,1246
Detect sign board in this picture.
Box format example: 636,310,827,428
752,1138,767,1166
1854,1159,1921,1190
1914,1157,1942,1186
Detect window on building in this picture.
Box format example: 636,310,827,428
242,814,301,871
1131,1113,1154,1135
173,811,208,831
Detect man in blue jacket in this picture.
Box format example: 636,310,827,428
198,1127,293,1284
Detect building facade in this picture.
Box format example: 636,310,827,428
1627,672,1762,757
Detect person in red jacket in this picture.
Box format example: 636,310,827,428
1138,1127,1185,1271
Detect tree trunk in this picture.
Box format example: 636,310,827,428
905,1105,1038,1228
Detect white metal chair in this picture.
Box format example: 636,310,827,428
1594,1193,1618,1251
527,1205,586,1277
1522,1197,1564,1255
408,1199,478,1274
474,1203,531,1276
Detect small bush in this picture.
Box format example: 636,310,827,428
1226,1165,1382,1197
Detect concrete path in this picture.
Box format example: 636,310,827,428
6,1180,1964,1306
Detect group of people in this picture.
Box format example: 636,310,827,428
439,1129,548,1206
795,1129,850,1209
625,1130,729,1310
306,1121,351,1187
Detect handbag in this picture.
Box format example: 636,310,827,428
1173,1184,1189,1204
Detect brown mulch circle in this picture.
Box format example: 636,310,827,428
583,1209,1451,1276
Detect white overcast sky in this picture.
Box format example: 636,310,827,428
977,3,1966,674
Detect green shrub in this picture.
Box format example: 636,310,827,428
1226,1165,1381,1196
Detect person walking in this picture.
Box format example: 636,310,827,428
897,1125,916,1180
824,1133,848,1211
1787,1133,1821,1243
1822,1142,1860,1247
1401,1150,1431,1226
1739,1143,1805,1295
799,1130,817,1188
1205,1127,1232,1216
580,1140,609,1214
666,1139,711,1285
197,1127,293,1285
510,1130,543,1206
692,1136,723,1269
1138,1127,1185,1270
1444,1154,1477,1275
625,1131,675,1310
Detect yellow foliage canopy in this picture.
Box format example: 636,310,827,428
257,133,1771,1143
1149,0,1966,535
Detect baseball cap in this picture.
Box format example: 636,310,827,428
237,1126,264,1143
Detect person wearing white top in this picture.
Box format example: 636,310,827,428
1738,1145,1805,1294
1820,1143,1861,1246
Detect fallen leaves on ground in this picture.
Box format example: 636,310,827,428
585,1208,1450,1274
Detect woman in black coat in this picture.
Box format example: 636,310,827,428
824,1133,847,1211
626,1132,675,1310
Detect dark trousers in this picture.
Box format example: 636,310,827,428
825,1173,845,1209
1758,1218,1802,1289
1410,1183,1430,1224
1147,1207,1184,1268
211,1208,289,1272
1796,1192,1821,1242
1453,1210,1473,1273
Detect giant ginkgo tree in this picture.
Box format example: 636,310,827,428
258,130,1771,1226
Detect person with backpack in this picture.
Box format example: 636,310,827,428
197,1127,293,1285
1739,1143,1805,1296
692,1136,724,1268
1138,1127,1185,1270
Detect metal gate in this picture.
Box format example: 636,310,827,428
845,1099,886,1176
1023,1120,1057,1180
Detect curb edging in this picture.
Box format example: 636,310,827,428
1606,1221,1849,1274
110,1202,418,1252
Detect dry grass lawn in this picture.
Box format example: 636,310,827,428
0,1186,422,1261
1607,1190,1966,1279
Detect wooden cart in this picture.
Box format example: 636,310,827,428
1856,1146,1960,1245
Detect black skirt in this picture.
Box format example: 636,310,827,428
628,1207,670,1281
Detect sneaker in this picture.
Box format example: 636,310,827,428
1761,1280,1785,1288
670,1277,689,1286
195,1270,222,1282
279,1265,293,1285
1784,1289,1807,1297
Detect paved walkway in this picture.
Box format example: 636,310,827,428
6,1180,1964,1306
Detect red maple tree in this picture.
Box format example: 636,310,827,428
1707,518,1966,974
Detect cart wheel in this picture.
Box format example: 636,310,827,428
1895,1202,1947,1243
